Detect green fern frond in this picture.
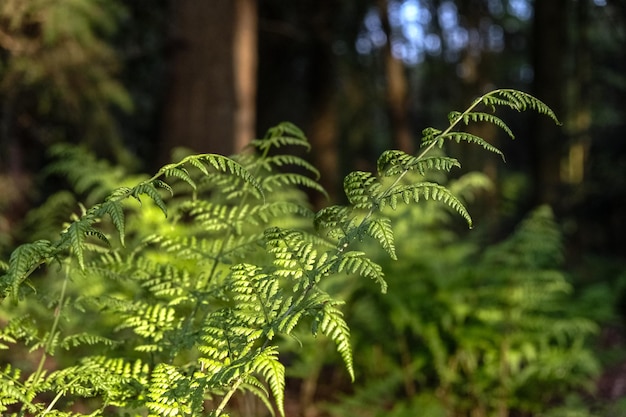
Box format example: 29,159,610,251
364,218,397,260
131,183,169,217
264,228,319,285
60,333,116,350
313,300,355,382
380,182,472,227
343,171,381,209
377,150,461,176
251,121,311,152
333,251,387,293
162,166,197,190
314,205,353,240
253,346,286,417
458,111,515,138
262,173,328,198
436,132,504,159
117,302,180,349
146,363,198,417
1,240,53,300
255,154,321,179
482,89,560,124
254,202,315,223
97,200,126,246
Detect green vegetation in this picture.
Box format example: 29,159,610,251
0,89,603,416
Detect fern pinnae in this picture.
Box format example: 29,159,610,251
365,218,397,260
440,131,505,160
462,111,515,138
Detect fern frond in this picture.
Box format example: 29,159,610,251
252,346,286,417
251,121,311,152
436,132,504,160
314,205,353,240
265,228,318,285
482,89,561,124
146,363,198,416
456,111,515,139
131,182,169,217
343,171,381,209
313,300,354,382
262,173,328,198
381,182,472,227
97,200,126,246
333,251,387,293
255,154,321,180
1,240,53,300
162,165,197,190
377,150,461,176
364,218,397,260
60,333,116,350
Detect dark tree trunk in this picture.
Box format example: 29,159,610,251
377,0,414,154
160,0,257,162
531,0,567,208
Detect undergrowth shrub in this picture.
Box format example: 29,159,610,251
0,89,569,416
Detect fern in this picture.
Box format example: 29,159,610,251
0,93,560,416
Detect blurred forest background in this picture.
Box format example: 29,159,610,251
1,0,626,415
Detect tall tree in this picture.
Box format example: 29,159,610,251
531,0,567,208
160,0,257,162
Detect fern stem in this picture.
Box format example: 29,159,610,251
214,375,243,417
40,376,79,416
22,261,71,415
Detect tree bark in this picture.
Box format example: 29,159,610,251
377,0,414,154
160,0,257,162
531,0,567,207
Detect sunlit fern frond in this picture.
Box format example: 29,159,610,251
377,150,461,176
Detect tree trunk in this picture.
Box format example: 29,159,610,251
160,0,257,162
531,0,567,208
377,0,414,154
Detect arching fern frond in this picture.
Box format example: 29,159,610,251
262,173,328,198
312,299,355,382
250,121,311,153
1,240,53,300
449,111,515,139
377,150,460,176
426,132,504,160
482,89,561,124
379,182,472,227
343,171,381,209
364,218,397,260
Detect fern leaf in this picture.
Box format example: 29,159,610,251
461,112,515,139
439,132,504,160
253,346,286,417
256,154,321,179
163,166,196,190
365,218,397,260
196,154,263,196
381,182,472,227
314,301,355,381
251,121,311,152
131,182,168,217
98,200,125,246
60,333,116,349
314,205,353,239
335,251,387,293
377,150,461,176
343,171,381,209
262,173,328,198
483,89,561,124
1,240,52,300
64,220,91,270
